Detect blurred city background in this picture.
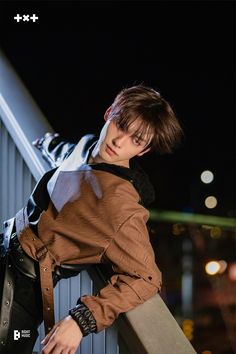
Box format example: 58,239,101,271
0,1,235,353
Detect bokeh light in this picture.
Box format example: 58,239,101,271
200,170,214,184
205,261,221,275
205,196,217,209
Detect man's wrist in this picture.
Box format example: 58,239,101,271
69,303,97,337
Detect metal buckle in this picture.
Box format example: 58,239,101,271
36,246,48,261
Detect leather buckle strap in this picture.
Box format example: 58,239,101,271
17,225,56,336
0,256,15,348
39,253,55,335
36,246,48,261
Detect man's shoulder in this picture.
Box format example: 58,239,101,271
99,179,149,229
94,169,138,200
97,173,148,216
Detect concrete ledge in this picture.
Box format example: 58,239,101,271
89,266,197,354
119,294,197,354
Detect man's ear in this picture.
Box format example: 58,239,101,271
104,106,113,121
137,147,151,157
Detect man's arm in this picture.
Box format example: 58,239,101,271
33,132,76,168
42,210,161,353
40,208,161,353
72,210,162,332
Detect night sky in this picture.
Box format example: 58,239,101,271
0,1,235,217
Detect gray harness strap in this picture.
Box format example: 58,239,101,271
2,217,14,254
15,207,29,236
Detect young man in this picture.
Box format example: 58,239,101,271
0,85,183,354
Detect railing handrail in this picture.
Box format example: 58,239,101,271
0,49,53,180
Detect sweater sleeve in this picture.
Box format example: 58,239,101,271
79,211,162,332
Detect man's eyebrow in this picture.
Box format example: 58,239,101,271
131,133,148,143
126,123,151,143
134,135,146,141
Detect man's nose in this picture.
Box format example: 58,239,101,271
112,133,127,148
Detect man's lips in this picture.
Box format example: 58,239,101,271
105,144,118,156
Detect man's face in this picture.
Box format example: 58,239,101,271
91,117,152,167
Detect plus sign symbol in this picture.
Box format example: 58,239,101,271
13,13,39,23
14,14,22,22
30,14,39,22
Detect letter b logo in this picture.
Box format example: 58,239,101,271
14,330,20,340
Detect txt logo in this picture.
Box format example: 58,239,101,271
14,14,39,23
14,330,20,340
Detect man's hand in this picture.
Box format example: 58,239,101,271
41,315,83,354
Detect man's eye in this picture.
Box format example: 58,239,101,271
116,122,125,131
133,138,141,146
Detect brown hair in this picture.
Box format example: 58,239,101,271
109,85,183,154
